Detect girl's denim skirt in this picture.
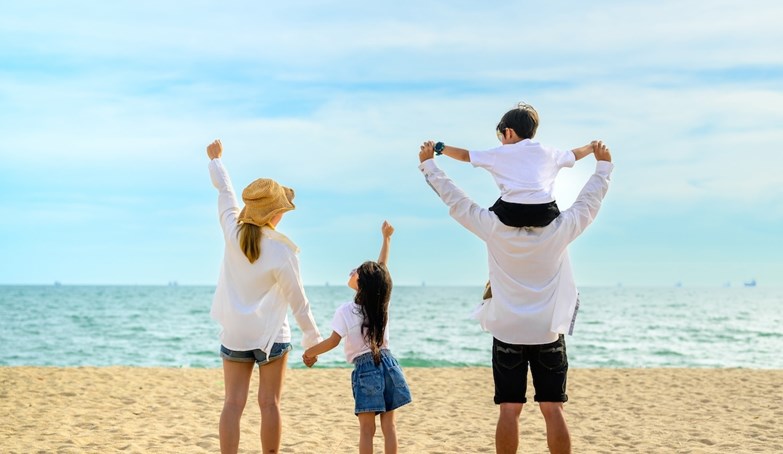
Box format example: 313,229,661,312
351,349,412,415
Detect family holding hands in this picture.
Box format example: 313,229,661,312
207,102,613,454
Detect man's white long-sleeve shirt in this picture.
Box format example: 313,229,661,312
419,159,613,345
209,158,322,354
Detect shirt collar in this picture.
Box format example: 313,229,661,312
262,227,300,254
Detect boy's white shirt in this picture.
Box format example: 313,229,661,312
470,139,576,204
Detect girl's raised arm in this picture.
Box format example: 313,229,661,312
378,221,394,265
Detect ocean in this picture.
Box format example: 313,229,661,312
1,285,781,369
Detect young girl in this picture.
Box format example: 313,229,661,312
302,221,412,454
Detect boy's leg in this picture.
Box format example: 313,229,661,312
358,412,376,454
380,411,397,454
482,280,492,300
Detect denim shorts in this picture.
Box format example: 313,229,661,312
351,350,412,415
220,342,292,366
492,335,568,404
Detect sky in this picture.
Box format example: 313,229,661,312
1,1,781,287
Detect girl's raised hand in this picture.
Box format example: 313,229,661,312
381,220,394,238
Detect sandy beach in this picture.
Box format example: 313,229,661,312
1,367,781,453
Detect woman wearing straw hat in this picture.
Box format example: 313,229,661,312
206,139,323,454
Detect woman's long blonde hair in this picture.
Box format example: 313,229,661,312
238,222,263,263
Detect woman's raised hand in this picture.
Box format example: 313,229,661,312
207,139,223,160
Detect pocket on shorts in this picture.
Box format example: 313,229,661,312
269,343,292,359
537,338,567,371
494,344,525,370
357,369,383,396
387,364,409,389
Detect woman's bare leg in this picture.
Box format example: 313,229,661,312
257,353,288,453
220,359,255,454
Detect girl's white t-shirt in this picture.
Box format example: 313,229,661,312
470,139,576,204
331,301,389,364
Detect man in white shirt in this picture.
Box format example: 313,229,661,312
418,140,614,454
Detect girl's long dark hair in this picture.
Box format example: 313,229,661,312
355,261,393,365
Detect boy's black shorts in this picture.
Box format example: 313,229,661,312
492,335,569,404
489,198,560,228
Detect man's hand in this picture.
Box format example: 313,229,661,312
381,220,394,239
419,141,435,163
593,140,611,162
207,139,223,160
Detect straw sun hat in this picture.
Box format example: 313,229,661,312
238,178,295,227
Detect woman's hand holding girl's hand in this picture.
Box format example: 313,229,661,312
381,220,394,239
206,139,223,160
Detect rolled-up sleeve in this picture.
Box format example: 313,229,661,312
557,147,576,168
469,147,497,169
275,252,323,348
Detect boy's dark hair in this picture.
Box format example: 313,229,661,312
354,261,393,366
497,102,539,140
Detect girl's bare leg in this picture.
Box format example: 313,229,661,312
358,412,377,454
380,410,398,454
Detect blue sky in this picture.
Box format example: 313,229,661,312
1,1,781,287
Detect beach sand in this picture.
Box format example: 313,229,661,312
1,367,781,453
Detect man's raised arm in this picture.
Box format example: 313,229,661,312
559,141,614,242
418,141,493,242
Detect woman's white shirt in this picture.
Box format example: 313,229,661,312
209,158,322,354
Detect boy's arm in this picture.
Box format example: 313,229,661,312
442,145,471,162
303,331,342,363
377,221,394,265
571,141,596,161
426,141,471,162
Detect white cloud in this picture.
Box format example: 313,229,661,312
2,0,783,284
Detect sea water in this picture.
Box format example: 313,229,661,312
0,285,781,369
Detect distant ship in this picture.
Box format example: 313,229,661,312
674,281,683,288
54,281,62,287
744,279,757,287
168,281,178,287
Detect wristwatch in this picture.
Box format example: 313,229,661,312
434,142,445,156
